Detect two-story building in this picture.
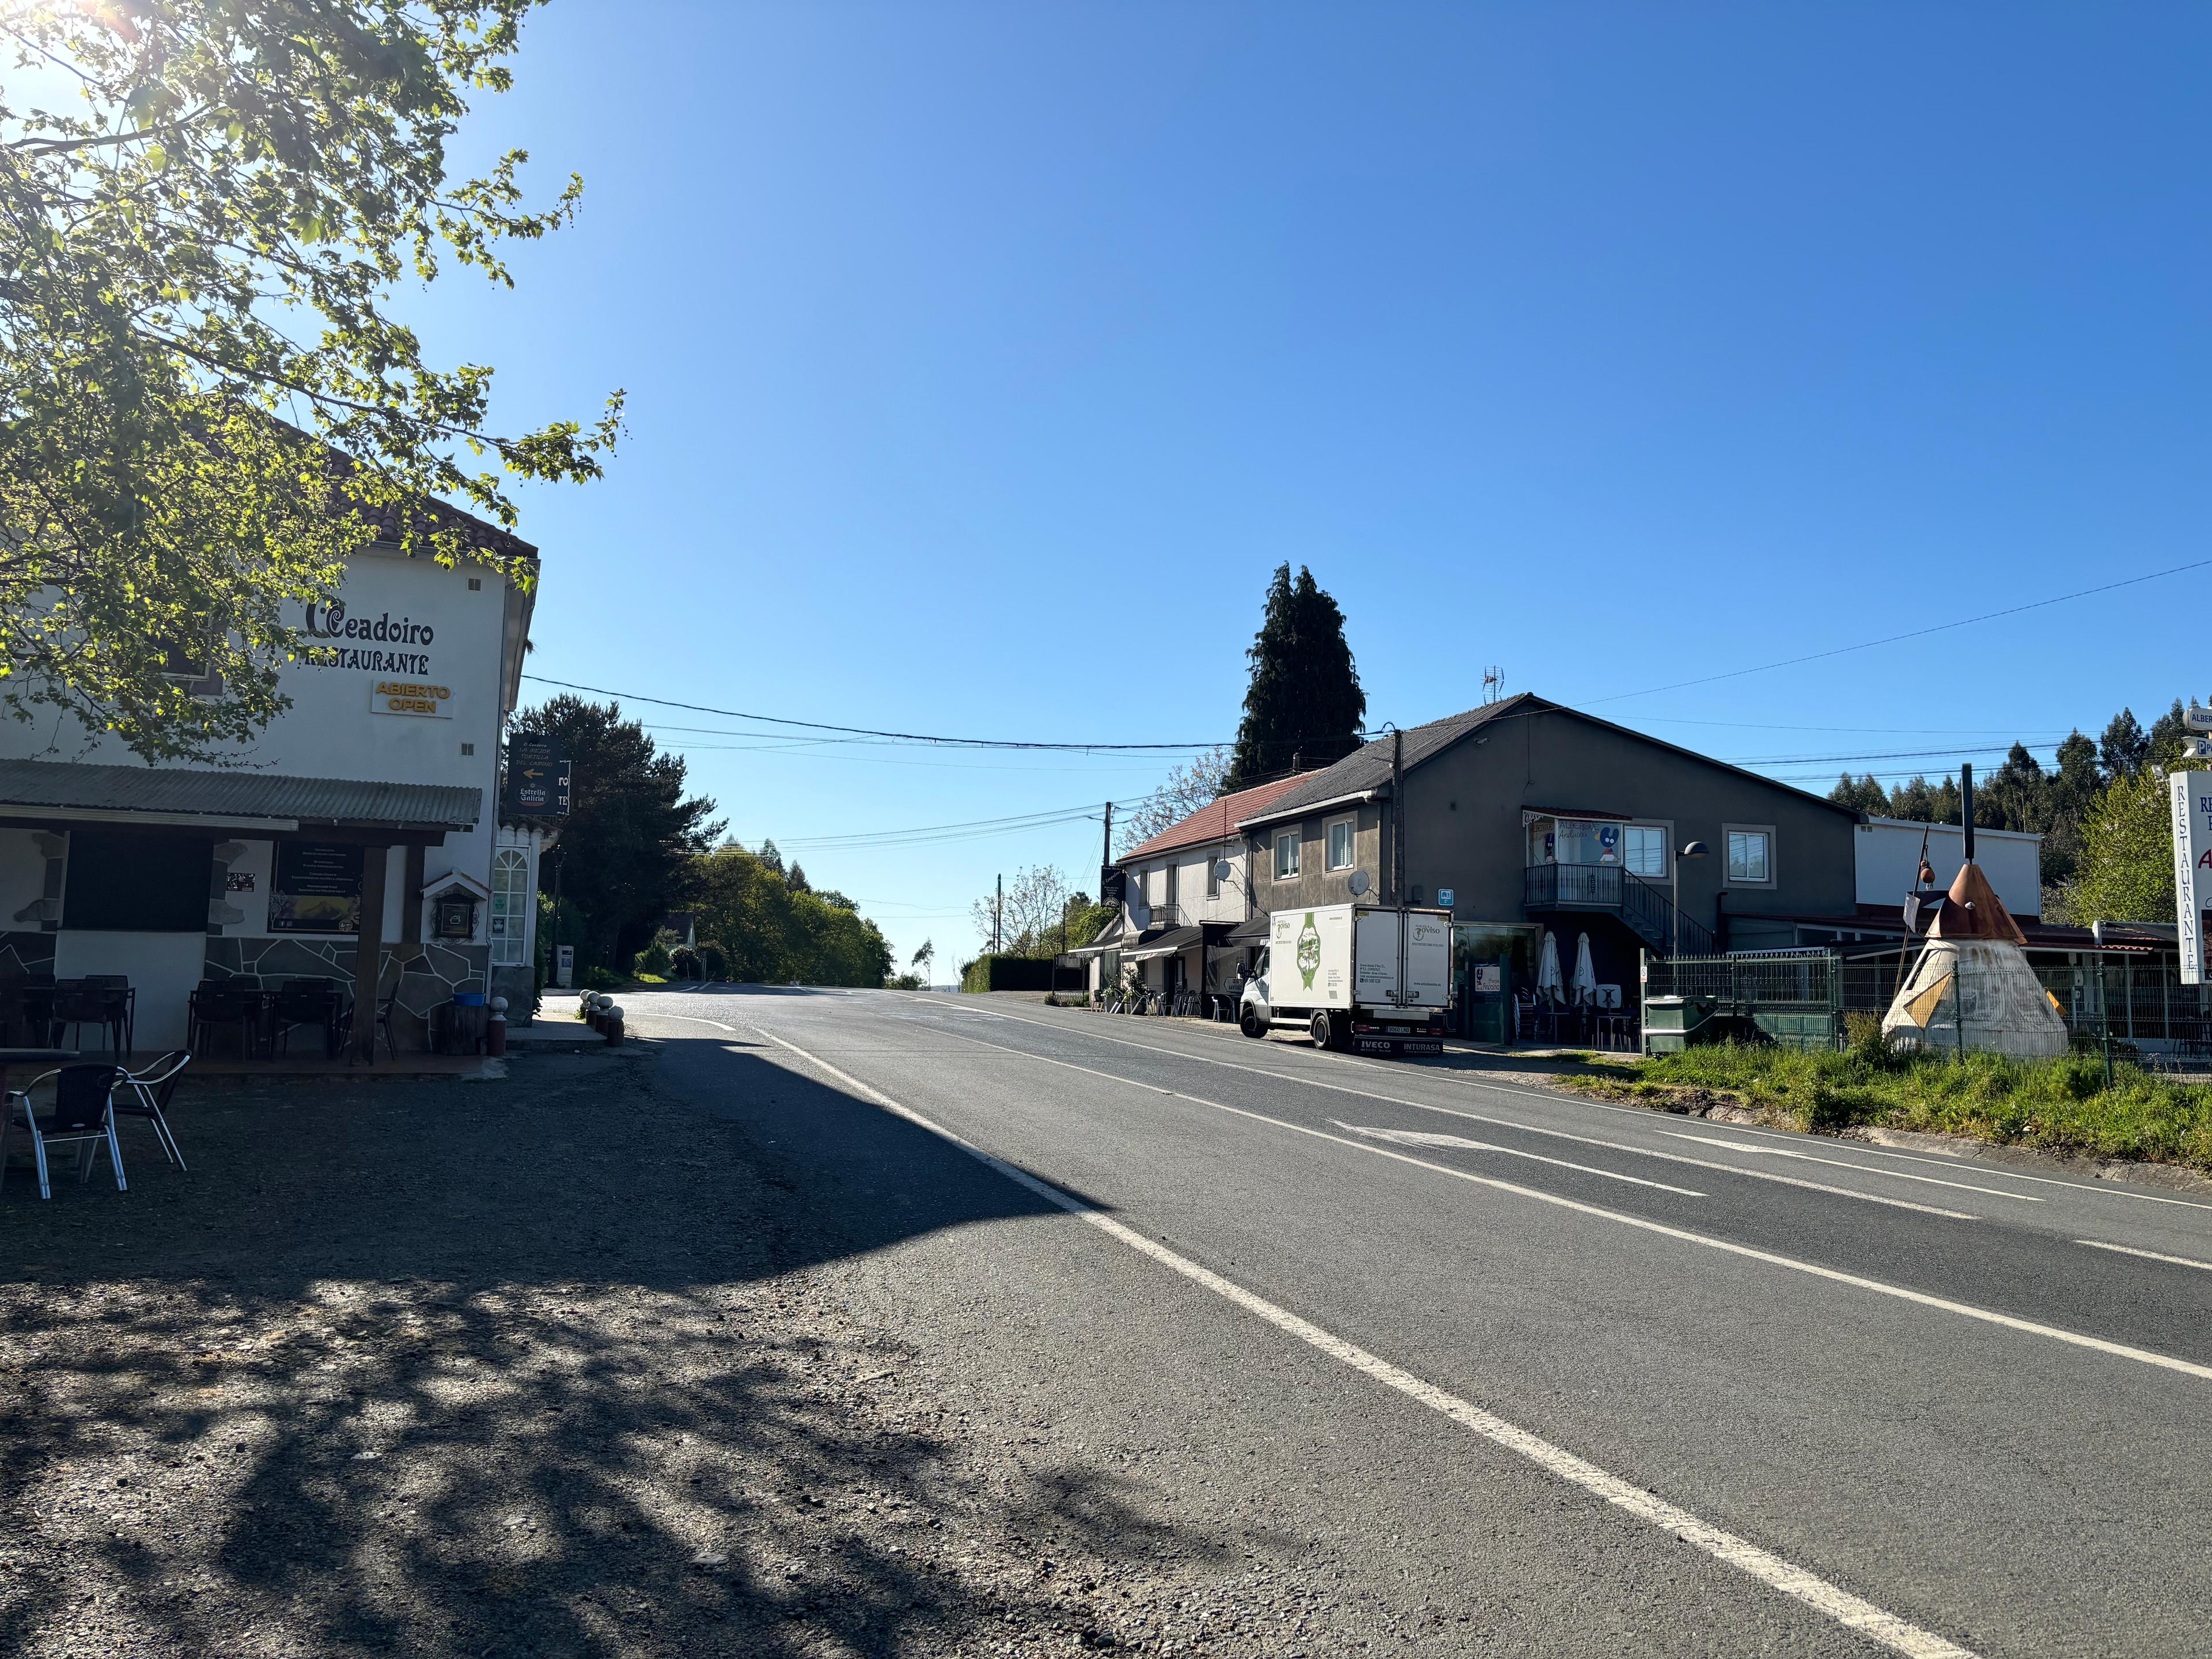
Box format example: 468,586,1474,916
0,509,548,1058
1078,774,1310,1003
1233,693,1862,1020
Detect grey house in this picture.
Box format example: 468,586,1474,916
1233,694,1859,1019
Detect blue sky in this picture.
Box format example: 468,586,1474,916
406,3,2212,971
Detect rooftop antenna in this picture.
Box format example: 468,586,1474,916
1481,666,1506,704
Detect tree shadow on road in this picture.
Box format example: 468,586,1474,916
0,1043,1221,1657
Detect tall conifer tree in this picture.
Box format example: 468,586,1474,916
1224,565,1366,789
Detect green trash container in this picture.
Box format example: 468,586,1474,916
1642,994,1715,1055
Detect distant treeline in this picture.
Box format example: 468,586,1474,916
1827,699,2193,902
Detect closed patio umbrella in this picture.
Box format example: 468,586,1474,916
1572,933,1597,1005
1536,930,1563,1003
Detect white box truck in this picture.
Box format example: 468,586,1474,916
1240,904,1453,1055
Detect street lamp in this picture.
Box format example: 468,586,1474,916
1675,840,1709,956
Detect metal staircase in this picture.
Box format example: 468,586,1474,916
1522,865,1717,958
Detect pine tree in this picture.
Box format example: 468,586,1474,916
1224,565,1367,790
2100,709,2149,779
1826,774,1891,814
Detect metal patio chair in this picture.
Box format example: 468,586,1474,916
2,1064,129,1199
116,1050,191,1169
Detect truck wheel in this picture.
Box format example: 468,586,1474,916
1310,1010,1337,1050
1240,1008,1268,1040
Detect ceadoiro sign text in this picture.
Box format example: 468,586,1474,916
302,600,436,673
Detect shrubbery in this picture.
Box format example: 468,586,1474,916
961,955,1056,993
1587,1041,2212,1170
699,942,728,981
669,946,703,979
632,940,672,978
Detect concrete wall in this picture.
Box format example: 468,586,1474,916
1247,802,1385,915
1244,710,1859,947
1120,839,1255,931
1854,817,2042,919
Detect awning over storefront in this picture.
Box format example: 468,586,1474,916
1122,925,1201,964
0,758,482,834
1221,914,1271,945
1066,913,1127,957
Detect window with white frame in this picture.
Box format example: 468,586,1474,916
1274,829,1301,879
1726,828,1772,884
490,848,531,966
1623,824,1667,878
1206,854,1222,899
1326,816,1355,872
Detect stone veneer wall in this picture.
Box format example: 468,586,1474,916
0,931,57,979
203,936,490,1052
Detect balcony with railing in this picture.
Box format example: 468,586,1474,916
1523,863,1715,957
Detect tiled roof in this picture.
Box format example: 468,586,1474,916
0,758,483,831
1120,773,1313,863
1234,696,1542,827
1233,692,1858,828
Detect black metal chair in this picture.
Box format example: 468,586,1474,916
190,980,264,1060
48,979,130,1056
273,979,344,1059
2,1064,129,1199
117,1050,191,1169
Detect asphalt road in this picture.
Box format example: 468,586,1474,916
626,987,2212,1658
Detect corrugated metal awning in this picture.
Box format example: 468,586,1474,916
0,757,482,832
1122,925,1202,963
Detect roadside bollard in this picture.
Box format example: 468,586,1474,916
604,1003,624,1046
486,995,508,1056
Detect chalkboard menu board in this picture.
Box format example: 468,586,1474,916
270,842,365,933
502,736,571,819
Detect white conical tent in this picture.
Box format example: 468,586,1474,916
1571,933,1597,1005
1537,930,1563,1003
1882,860,2067,1058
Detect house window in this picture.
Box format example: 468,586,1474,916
1623,825,1667,878
1326,816,1355,872
1275,830,1301,879
490,848,531,966
1164,862,1179,910
1206,855,1221,899
1726,828,1772,884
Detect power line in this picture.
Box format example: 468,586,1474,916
523,674,1227,753
1584,556,2212,706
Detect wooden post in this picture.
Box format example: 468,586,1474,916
353,842,392,1063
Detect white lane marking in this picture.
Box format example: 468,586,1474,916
630,1011,738,1033
934,999,2212,1218
2076,1238,2212,1273
915,1004,1972,1219
1656,1132,2039,1202
1331,1122,1706,1196
919,1022,2212,1385
1664,1119,2212,1215
752,1024,1979,1659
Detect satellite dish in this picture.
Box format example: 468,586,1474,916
1214,859,1233,881
1347,869,1371,897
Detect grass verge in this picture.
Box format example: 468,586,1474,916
1566,1041,2212,1173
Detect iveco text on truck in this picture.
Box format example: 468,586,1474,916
1240,904,1453,1055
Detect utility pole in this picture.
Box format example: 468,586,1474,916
995,873,1003,956
1391,726,1405,903
1102,802,1113,871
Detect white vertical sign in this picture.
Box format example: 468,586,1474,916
2171,772,2212,984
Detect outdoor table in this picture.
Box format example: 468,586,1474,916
0,1048,84,1100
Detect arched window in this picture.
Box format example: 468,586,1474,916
490,848,530,967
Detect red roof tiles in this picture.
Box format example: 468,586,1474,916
1121,774,1310,863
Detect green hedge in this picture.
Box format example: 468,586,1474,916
962,955,1058,993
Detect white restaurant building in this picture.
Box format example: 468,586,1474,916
0,514,548,1054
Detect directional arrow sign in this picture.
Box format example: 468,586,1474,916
502,736,571,819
